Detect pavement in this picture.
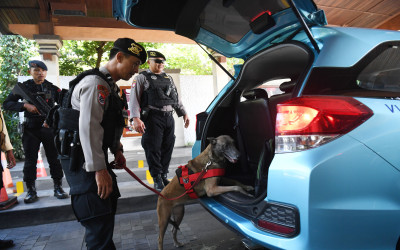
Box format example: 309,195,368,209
0,139,249,249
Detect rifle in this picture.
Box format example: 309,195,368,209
12,82,52,117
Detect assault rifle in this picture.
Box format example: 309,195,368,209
12,82,52,117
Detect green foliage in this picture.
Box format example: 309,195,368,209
0,35,39,159
59,40,113,76
59,41,243,76
141,43,243,75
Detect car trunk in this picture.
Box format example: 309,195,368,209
197,41,313,208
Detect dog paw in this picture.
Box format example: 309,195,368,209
173,241,184,248
244,185,254,192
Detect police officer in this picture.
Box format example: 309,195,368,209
3,60,68,203
0,105,16,248
129,51,190,191
58,38,146,250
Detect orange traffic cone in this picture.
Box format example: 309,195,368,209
0,186,18,210
36,150,47,178
1,152,14,188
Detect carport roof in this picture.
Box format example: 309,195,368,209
0,0,399,43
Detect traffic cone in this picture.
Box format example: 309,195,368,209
36,150,47,178
0,186,18,210
1,152,14,188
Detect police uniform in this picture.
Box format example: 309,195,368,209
3,60,67,203
129,51,187,190
56,38,147,250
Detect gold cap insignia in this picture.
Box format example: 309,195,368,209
128,43,142,56
149,51,157,57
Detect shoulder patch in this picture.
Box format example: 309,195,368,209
97,84,109,106
97,85,109,94
98,92,106,105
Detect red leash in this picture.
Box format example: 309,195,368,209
122,163,210,201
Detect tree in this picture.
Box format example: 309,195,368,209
59,41,242,76
0,35,39,158
59,40,113,75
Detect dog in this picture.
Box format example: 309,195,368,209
157,135,253,250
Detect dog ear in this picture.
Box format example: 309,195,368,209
207,137,217,145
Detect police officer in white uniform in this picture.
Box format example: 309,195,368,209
59,38,147,250
129,51,190,191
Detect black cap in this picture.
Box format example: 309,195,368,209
147,50,166,60
113,38,147,64
28,60,47,71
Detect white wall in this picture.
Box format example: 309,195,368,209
179,75,214,145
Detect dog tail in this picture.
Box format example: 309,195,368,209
168,218,180,231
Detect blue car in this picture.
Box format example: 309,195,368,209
113,0,400,249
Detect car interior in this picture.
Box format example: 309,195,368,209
196,42,313,211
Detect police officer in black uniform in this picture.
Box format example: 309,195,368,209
3,60,68,203
129,51,190,191
55,38,147,250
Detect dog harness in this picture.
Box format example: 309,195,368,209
176,164,225,199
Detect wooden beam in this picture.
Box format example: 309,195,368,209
376,13,400,30
52,16,133,29
9,24,195,44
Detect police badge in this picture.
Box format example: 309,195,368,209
128,43,143,56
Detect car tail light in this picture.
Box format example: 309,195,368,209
254,203,299,237
275,96,373,153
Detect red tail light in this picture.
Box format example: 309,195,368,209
275,96,373,152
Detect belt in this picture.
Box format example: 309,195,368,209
150,109,173,116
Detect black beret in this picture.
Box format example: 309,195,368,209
28,60,47,71
147,50,166,60
113,38,147,64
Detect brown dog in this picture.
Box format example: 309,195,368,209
157,135,253,250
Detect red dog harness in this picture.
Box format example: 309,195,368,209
177,164,225,199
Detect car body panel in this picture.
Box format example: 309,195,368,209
113,0,325,58
201,132,400,249
198,31,400,249
309,27,400,68
347,98,400,172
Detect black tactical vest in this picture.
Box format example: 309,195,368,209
55,68,127,159
140,71,179,108
23,79,57,127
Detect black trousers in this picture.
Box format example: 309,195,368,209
22,127,63,183
74,193,118,250
61,158,119,250
142,112,175,177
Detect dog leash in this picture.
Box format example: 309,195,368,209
122,162,211,201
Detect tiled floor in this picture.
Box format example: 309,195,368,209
0,204,246,250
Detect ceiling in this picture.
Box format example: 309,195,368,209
0,0,399,43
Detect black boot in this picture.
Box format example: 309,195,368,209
54,179,69,199
0,239,14,248
161,173,170,186
24,182,38,204
153,174,165,192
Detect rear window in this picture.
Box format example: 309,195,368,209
199,0,290,43
303,42,400,98
357,45,400,92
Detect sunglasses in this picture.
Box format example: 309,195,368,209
152,59,165,64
